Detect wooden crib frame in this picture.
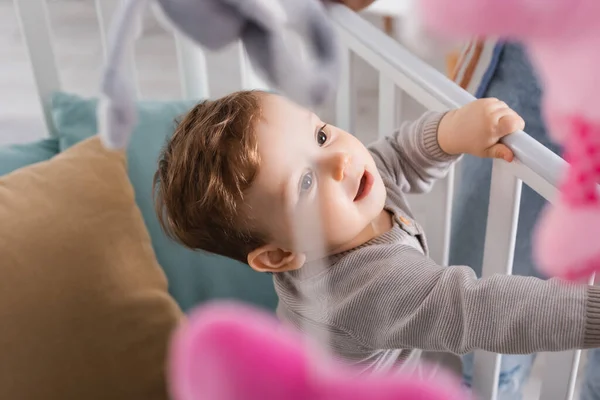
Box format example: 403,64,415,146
12,0,585,398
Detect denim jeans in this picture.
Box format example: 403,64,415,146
461,353,536,400
449,42,600,399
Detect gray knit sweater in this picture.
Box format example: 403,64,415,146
273,111,600,374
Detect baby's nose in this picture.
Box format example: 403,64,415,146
331,152,350,181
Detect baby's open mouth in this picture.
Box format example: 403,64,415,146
354,170,373,202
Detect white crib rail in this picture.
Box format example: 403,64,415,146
11,1,583,398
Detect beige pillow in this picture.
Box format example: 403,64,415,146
0,137,183,399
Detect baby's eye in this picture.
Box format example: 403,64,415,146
300,172,313,192
317,125,328,146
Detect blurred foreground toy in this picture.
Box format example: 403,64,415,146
97,0,339,149
168,301,468,400
412,0,600,281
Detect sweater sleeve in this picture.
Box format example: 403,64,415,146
331,245,600,355
368,111,460,194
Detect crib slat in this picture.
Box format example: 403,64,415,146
539,273,594,400
336,44,354,133
380,71,453,266
473,353,502,400
13,0,61,137
472,159,523,400
432,168,454,266
333,20,444,115
406,170,455,266
540,350,581,400
95,0,140,98
378,74,396,138
174,33,210,100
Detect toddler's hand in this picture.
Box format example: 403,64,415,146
437,98,525,162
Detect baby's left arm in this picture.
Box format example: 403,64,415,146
331,245,599,356
369,98,524,194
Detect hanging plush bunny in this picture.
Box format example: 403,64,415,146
97,0,340,150
168,301,468,400
409,0,600,281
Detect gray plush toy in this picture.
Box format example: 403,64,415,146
97,0,340,150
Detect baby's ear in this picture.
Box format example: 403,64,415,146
247,245,306,272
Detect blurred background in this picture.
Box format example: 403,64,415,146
0,0,444,146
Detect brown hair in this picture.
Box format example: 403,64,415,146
153,90,269,264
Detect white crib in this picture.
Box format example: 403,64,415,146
8,0,588,399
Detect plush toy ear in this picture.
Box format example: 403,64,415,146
168,301,468,400
151,0,338,108
97,0,148,150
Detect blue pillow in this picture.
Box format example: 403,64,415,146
50,91,278,312
0,138,60,176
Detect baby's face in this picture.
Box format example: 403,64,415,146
247,94,387,257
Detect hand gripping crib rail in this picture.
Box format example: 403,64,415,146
10,0,583,399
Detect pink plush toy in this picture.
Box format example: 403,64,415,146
414,0,600,280
168,301,467,400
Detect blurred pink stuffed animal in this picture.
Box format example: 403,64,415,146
414,0,600,280
168,301,467,400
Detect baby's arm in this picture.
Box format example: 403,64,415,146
369,111,456,194
369,98,524,194
333,245,600,354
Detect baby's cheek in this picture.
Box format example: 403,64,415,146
319,192,352,221
289,190,360,248
322,204,363,242
286,207,330,249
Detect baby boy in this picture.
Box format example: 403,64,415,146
154,90,600,374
